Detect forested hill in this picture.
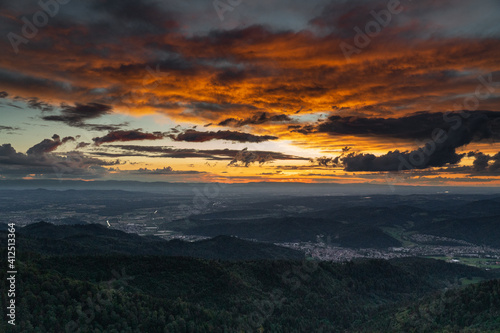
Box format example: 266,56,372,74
359,279,500,332
1,222,500,332
1,249,499,332
0,222,304,260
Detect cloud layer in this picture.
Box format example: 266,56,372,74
168,129,278,143
1,0,500,183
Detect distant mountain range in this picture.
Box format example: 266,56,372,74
182,216,402,248
176,197,500,248
2,179,500,195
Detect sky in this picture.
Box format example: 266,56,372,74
1,0,500,185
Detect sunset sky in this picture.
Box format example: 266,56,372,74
1,0,500,185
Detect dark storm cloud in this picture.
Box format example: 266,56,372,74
42,102,112,125
25,97,54,112
168,129,278,143
186,101,260,115
298,111,500,141
310,111,500,172
263,84,328,97
0,141,117,178
315,156,336,167
0,69,73,96
99,145,308,162
228,148,274,167
288,124,313,135
60,103,112,120
5,96,54,112
309,0,406,38
215,68,247,84
87,124,130,131
468,151,492,172
467,151,500,173
91,0,179,34
41,102,128,131
0,126,19,132
76,142,91,149
5,104,22,109
106,145,230,159
340,148,464,172
93,130,165,145
342,122,477,171
130,167,205,175
309,0,500,40
490,153,500,172
302,110,500,171
491,153,500,172
26,134,75,155
110,57,195,77
218,112,292,127
90,152,149,158
339,116,500,172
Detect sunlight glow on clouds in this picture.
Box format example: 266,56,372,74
0,0,499,184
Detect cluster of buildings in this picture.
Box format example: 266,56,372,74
279,240,500,263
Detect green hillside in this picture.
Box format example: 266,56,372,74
361,279,500,332
1,249,498,332
6,222,304,260
1,223,500,332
